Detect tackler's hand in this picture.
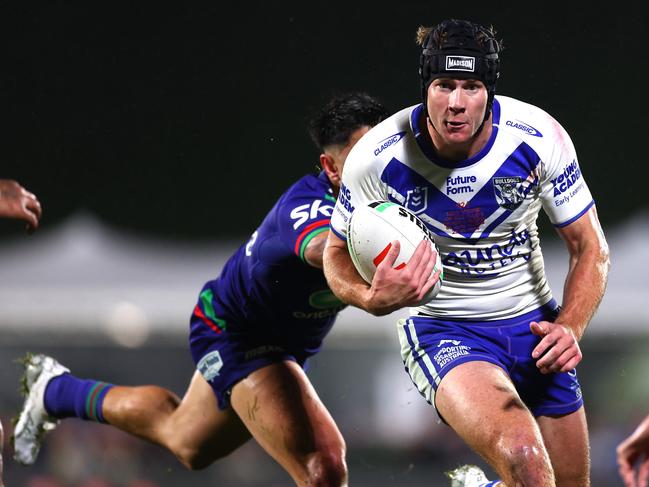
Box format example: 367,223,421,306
0,179,42,233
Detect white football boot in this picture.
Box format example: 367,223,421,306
12,353,69,465
446,464,496,486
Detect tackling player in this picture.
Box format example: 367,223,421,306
323,19,610,487
12,93,388,487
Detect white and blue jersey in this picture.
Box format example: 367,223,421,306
330,95,594,320
190,171,346,409
331,96,592,416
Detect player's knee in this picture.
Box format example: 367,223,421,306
499,438,555,485
173,445,217,471
170,436,240,471
305,445,348,487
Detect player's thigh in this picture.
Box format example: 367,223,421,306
169,370,251,462
436,361,546,461
230,360,345,465
537,407,590,486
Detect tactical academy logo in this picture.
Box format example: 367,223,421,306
493,176,524,210
445,55,475,72
404,186,428,214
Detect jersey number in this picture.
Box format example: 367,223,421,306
245,230,258,256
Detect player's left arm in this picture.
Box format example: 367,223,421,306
531,205,610,374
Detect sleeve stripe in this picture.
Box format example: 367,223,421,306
553,200,595,228
330,225,347,242
298,226,330,261
294,219,330,258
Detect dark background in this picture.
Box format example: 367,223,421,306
0,2,645,240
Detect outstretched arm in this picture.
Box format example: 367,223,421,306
531,206,610,373
617,414,649,487
0,179,42,233
323,231,439,316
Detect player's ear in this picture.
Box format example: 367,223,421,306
320,153,341,186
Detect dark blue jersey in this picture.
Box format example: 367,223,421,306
193,171,346,356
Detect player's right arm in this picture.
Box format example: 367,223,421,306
323,231,436,316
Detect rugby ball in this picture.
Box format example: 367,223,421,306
346,200,443,303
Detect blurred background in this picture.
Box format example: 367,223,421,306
0,2,647,486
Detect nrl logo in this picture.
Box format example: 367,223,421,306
445,55,475,72
404,186,428,214
197,350,223,381
493,176,524,210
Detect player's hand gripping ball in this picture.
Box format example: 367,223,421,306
346,200,443,303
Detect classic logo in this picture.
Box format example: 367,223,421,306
505,119,543,137
493,176,524,210
404,186,428,214
374,131,406,156
197,350,223,382
445,55,475,72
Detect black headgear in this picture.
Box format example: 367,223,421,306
419,19,501,119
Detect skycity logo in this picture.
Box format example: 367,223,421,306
445,55,475,72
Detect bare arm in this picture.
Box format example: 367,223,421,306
323,231,439,316
617,414,649,487
0,179,42,233
303,231,328,269
531,206,610,373
554,205,610,338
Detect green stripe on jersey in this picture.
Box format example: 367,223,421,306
299,226,329,261
200,289,218,322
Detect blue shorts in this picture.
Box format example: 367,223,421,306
397,300,584,418
189,309,310,410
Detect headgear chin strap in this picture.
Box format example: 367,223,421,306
419,19,501,122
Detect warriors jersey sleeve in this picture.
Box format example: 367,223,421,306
536,114,594,227
277,174,336,262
